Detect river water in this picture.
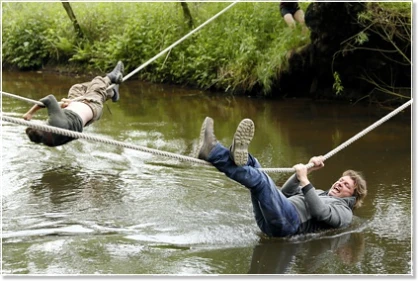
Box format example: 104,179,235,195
1,71,412,275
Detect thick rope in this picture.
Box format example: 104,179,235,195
1,91,45,106
122,1,240,82
2,115,212,166
261,99,413,173
3,0,410,173
1,2,240,104
2,99,412,173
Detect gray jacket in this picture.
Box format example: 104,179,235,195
280,174,356,234
40,95,83,147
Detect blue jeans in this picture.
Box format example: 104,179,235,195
207,143,301,237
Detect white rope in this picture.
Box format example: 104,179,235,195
3,0,410,173
1,91,45,106
121,1,240,82
2,99,412,173
261,99,413,173
2,115,212,166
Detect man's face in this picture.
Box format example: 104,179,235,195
328,176,356,198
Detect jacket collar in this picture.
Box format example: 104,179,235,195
321,191,356,209
340,196,356,209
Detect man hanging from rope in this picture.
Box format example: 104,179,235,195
24,61,124,147
196,117,367,237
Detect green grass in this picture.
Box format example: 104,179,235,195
2,1,409,97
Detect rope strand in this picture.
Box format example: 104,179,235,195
260,99,412,173
2,98,412,173
1,0,411,172
122,1,240,83
2,115,212,166
1,91,44,106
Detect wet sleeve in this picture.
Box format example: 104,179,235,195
40,95,69,129
39,95,61,115
280,174,303,197
302,184,353,228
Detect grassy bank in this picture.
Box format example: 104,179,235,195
2,2,310,95
2,2,410,98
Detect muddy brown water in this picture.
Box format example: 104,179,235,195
1,71,412,275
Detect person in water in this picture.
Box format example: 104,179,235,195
196,117,367,237
24,61,124,147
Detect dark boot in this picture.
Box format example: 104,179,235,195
106,61,124,84
111,84,120,102
230,118,255,166
197,117,218,161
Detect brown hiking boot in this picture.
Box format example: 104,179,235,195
230,118,255,166
197,117,218,161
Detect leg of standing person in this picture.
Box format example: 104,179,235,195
280,3,297,28
293,9,305,25
283,13,297,28
197,117,301,237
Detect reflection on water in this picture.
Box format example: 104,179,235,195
1,71,412,275
249,231,369,274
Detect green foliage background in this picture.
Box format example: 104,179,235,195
2,2,411,96
2,2,310,95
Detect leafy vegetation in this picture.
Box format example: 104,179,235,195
2,2,309,95
338,1,411,105
2,1,410,100
332,72,344,95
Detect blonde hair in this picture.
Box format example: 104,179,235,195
343,170,367,209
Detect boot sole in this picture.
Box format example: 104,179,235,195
232,119,254,166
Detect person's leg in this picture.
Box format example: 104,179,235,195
209,143,300,236
246,155,273,234
293,9,305,25
197,117,300,237
280,4,296,28
68,61,124,126
66,61,123,104
67,82,89,101
283,13,296,28
234,136,299,237
84,76,112,104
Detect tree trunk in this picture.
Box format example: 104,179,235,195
180,2,194,29
61,1,85,40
